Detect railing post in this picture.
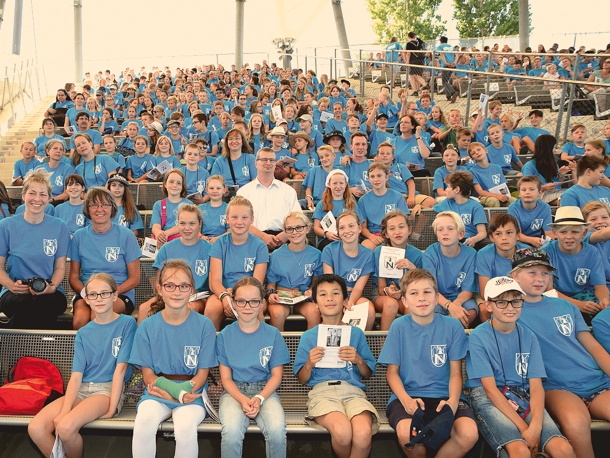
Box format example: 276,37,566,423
314,48,318,75
484,51,493,119
555,82,567,142
359,60,365,97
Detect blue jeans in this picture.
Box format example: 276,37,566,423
469,386,564,457
219,381,286,458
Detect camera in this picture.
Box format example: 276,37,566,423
22,277,49,293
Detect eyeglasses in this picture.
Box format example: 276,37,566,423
489,299,524,309
85,291,114,300
233,299,262,308
162,283,192,292
285,225,306,234
88,202,112,208
257,157,276,163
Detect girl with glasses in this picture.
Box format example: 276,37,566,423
266,212,322,331
29,273,137,458
130,259,217,458
217,276,289,457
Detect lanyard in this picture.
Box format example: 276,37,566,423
490,318,526,390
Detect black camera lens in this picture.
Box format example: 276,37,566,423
28,277,48,293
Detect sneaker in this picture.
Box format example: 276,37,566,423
412,91,419,97
450,92,458,103
519,145,530,155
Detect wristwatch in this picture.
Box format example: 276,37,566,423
254,394,265,405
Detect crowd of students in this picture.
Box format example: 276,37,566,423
2,55,610,456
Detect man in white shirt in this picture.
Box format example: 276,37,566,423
237,147,302,249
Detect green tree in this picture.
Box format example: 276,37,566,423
366,0,446,43
453,0,529,38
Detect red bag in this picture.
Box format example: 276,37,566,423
0,357,64,415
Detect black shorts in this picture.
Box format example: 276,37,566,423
74,293,135,315
386,397,475,431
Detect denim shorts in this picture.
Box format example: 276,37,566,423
77,381,125,415
469,386,565,456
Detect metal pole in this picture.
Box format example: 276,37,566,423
555,82,567,142
331,0,352,76
12,0,23,55
359,60,365,97
74,0,83,82
484,51,493,118
235,0,245,70
314,48,318,75
518,0,529,51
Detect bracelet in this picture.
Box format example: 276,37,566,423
266,288,276,295
306,195,313,200
416,137,421,140
323,230,328,238
254,394,265,405
444,300,451,310
218,291,230,301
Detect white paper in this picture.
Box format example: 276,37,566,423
189,291,210,302
320,211,337,234
155,159,172,174
319,111,333,123
379,246,406,279
277,293,309,305
271,105,283,121
356,179,369,194
316,324,351,368
543,289,558,298
278,156,296,165
186,192,203,201
488,182,510,196
50,434,65,458
141,237,158,259
479,93,489,111
341,301,370,331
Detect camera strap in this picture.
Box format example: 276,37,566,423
491,319,526,391
227,156,238,186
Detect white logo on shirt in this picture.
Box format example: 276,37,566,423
504,154,511,164
492,174,500,185
95,164,102,175
112,337,122,358
346,268,362,282
55,176,63,187
242,165,249,176
461,214,471,225
43,239,57,256
601,198,610,205
431,345,447,367
259,346,273,368
531,219,543,231
105,247,120,262
385,204,396,214
456,271,466,287
553,314,574,336
184,346,200,368
195,259,207,276
118,215,127,226
76,214,85,226
411,146,418,153
196,180,206,193
574,268,590,285
244,257,255,272
515,353,530,377
219,215,227,226
304,263,314,277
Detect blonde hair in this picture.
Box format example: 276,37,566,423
22,168,52,197
226,195,254,217
284,211,311,228
582,201,610,221
432,211,465,234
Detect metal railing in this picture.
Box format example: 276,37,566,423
0,58,46,130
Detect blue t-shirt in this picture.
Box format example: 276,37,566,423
560,184,610,208
507,199,553,237
356,189,410,234
35,161,76,197
312,199,348,222
432,165,471,197
373,244,422,285
541,240,606,295
153,238,212,292
468,163,507,195
112,205,144,231
519,296,610,396
15,204,54,216
209,233,269,287
179,165,210,195
378,314,468,404
129,310,217,408
513,126,549,143
475,242,528,279
466,321,545,390
267,244,322,292
210,154,257,188
69,224,142,302
433,198,487,238
152,155,182,169
217,321,290,383
293,152,319,173
386,163,415,195
69,129,102,149
344,160,371,189
125,154,154,179
321,242,374,289
13,159,40,180
302,166,333,204
561,142,585,158
150,198,192,231
199,202,228,237
592,307,610,354
54,201,89,236
34,135,66,156
74,154,120,188
293,324,376,389
520,160,561,190
422,242,477,311
486,143,519,174
73,314,136,383
0,215,69,296
395,136,426,169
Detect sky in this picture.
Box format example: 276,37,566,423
0,0,608,89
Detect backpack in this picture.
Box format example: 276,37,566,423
0,357,64,415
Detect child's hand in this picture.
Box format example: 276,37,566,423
368,234,384,246
182,392,202,404
403,397,425,415
307,346,325,366
447,302,470,328
407,195,416,208
147,383,173,401
521,425,541,455
495,193,509,203
247,396,262,418
577,300,603,314
384,283,402,300
326,232,340,241
268,293,280,304
436,398,458,415
240,397,256,417
338,346,362,364
99,408,116,419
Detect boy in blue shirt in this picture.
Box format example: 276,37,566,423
486,124,523,176
12,142,39,185
467,276,573,457
423,211,479,328
434,171,488,249
513,110,549,153
560,155,610,208
378,268,478,457
508,176,554,247
468,142,516,207
294,274,379,458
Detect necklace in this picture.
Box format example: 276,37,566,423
289,245,307,265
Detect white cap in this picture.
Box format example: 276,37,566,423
325,169,349,187
484,276,525,301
